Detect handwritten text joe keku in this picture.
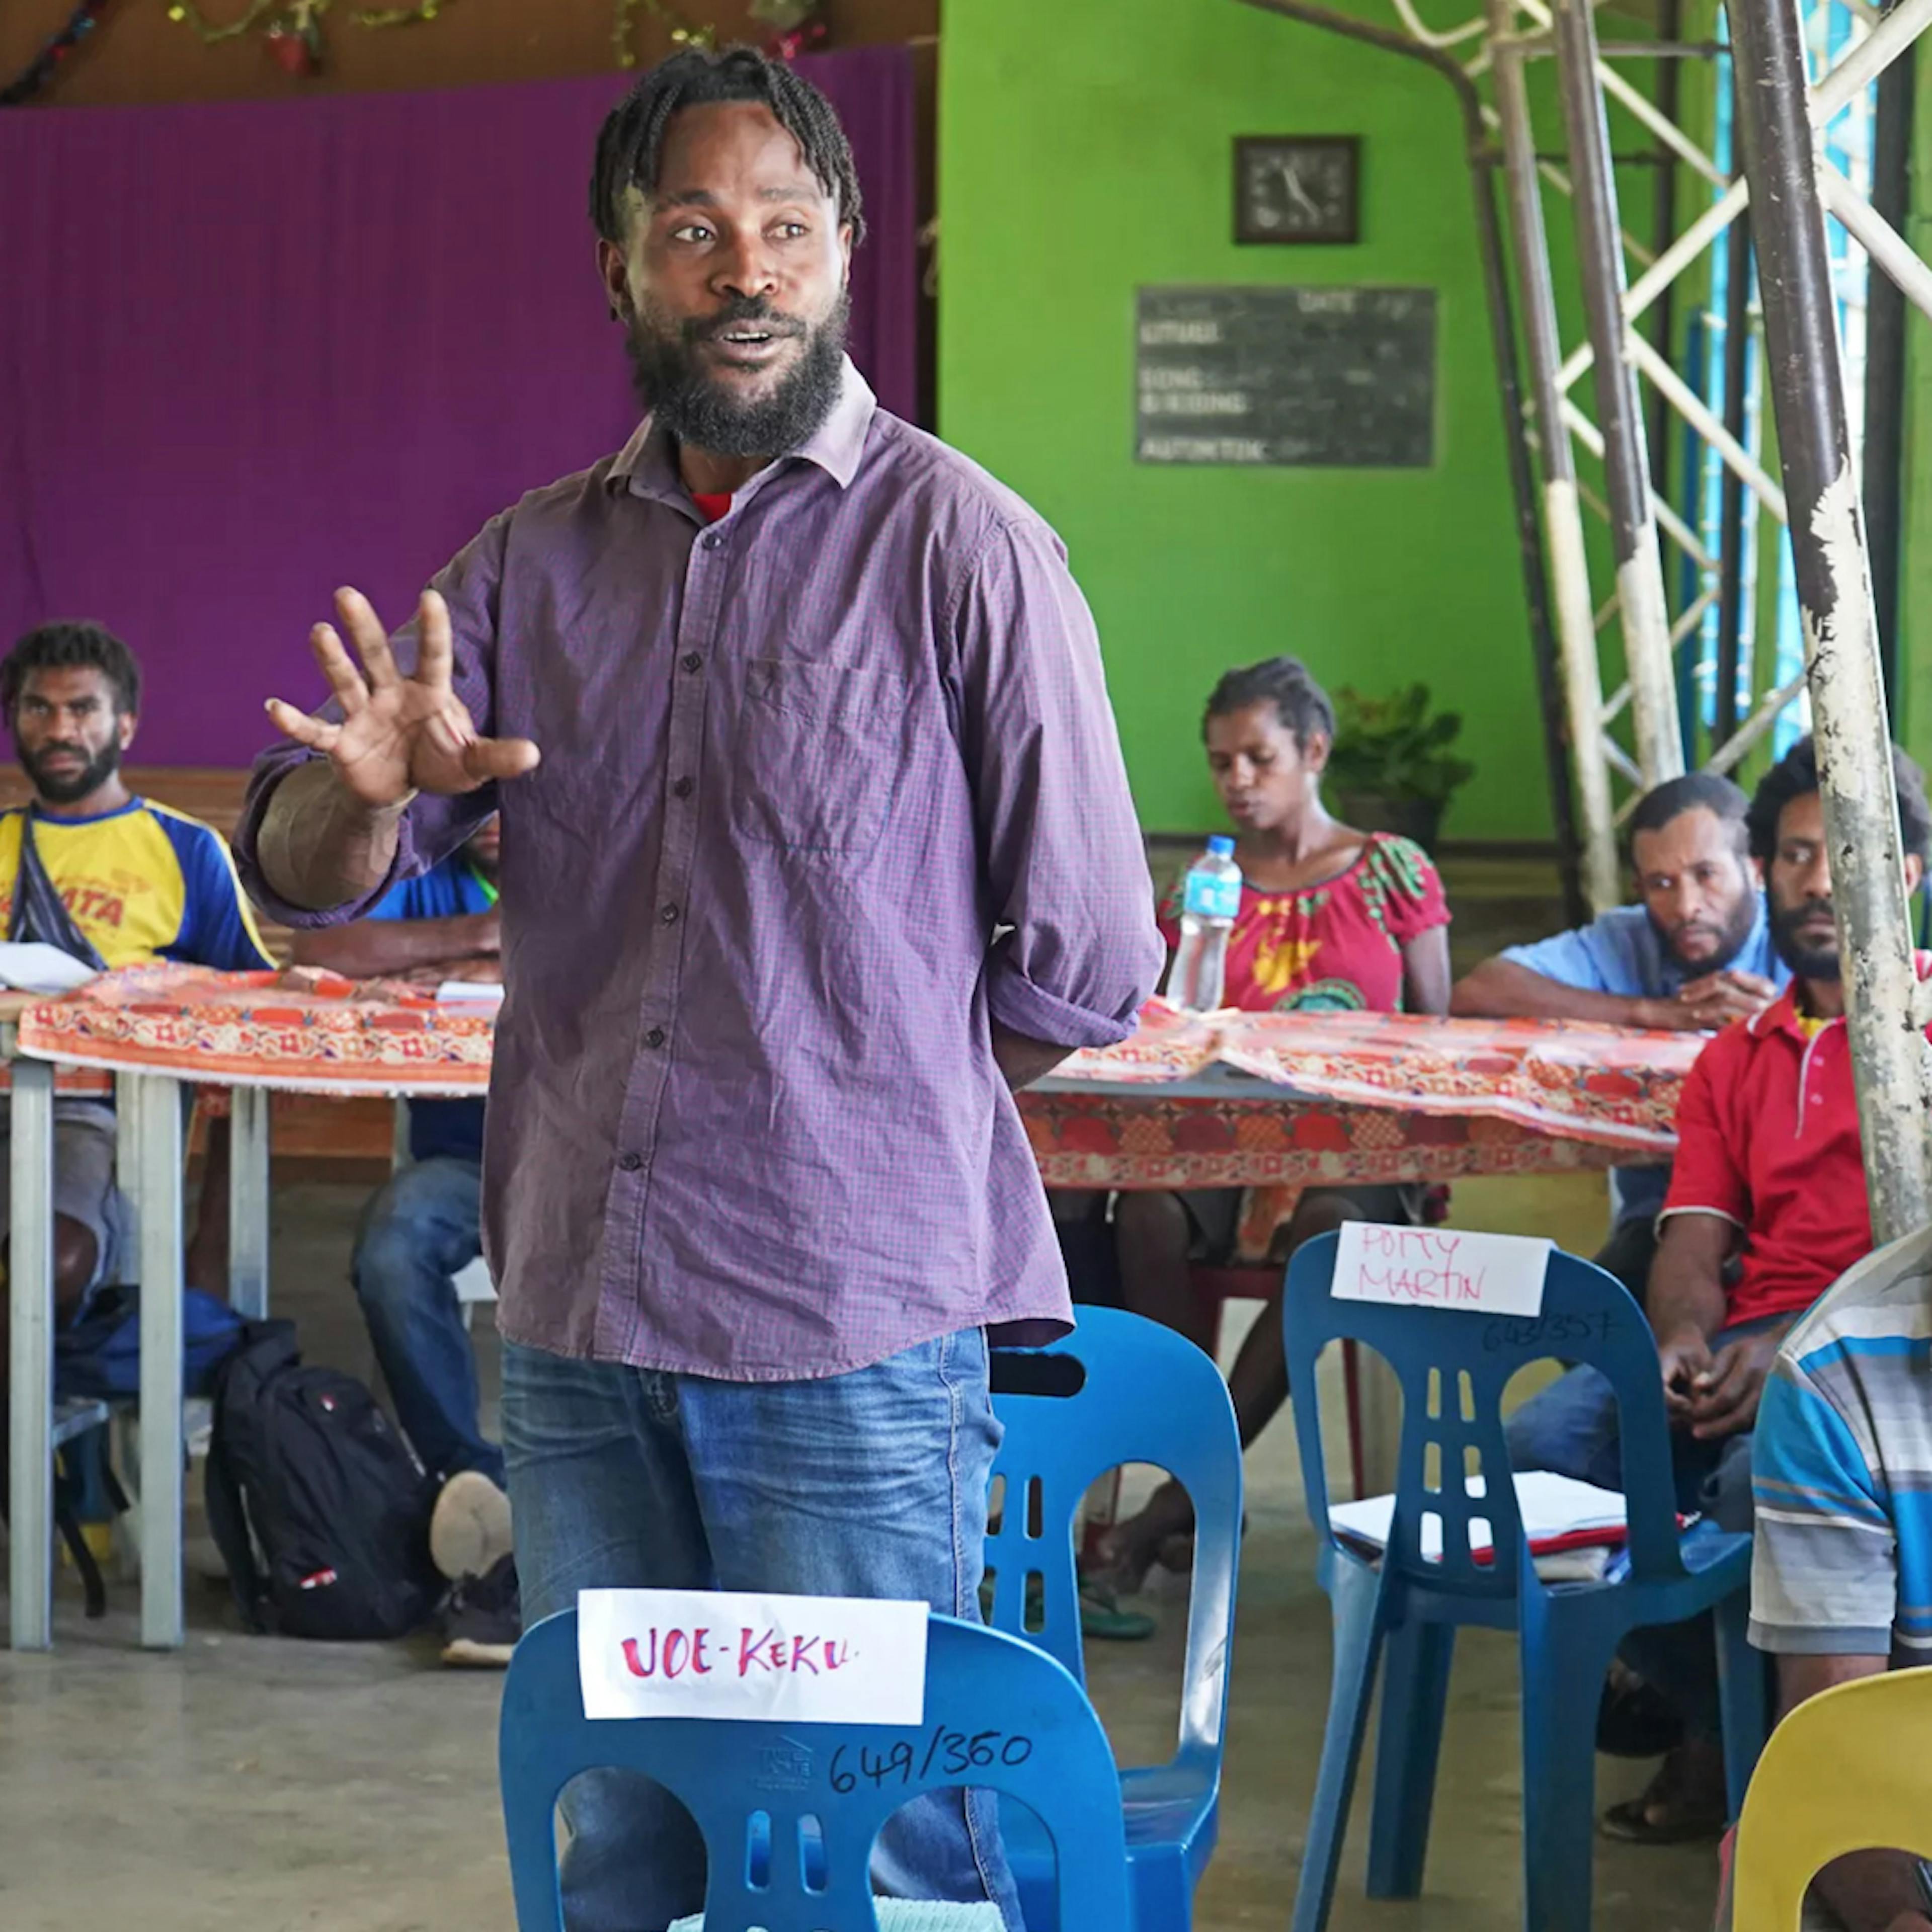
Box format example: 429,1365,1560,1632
619,1623,856,1683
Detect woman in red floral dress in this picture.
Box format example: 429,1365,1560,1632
1096,656,1452,1588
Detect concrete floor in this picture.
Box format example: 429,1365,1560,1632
0,1167,1725,1932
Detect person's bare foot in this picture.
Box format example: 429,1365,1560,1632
1599,1735,1727,1843
1091,1478,1195,1594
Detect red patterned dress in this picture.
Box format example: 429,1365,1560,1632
1157,832,1450,1014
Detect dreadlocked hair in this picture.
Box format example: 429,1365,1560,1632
589,45,865,249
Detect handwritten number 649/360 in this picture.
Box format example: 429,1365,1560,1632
829,1728,1035,1795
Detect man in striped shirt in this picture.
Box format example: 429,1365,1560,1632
1749,1227,1932,1930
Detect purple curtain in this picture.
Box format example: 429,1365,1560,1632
0,48,916,767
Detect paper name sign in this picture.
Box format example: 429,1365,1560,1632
1331,1222,1551,1316
578,1588,928,1726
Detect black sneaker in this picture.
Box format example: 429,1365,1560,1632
440,1553,520,1668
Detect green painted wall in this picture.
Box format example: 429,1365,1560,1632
938,0,1558,839
1893,39,1932,766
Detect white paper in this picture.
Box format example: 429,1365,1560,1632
0,942,98,994
435,980,505,1005
578,1588,928,1726
1328,1470,1629,1560
1331,1221,1551,1316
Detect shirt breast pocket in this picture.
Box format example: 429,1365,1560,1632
732,658,909,858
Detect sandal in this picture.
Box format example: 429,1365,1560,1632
1599,1743,1727,1844
977,1570,1156,1641
1078,1576,1156,1642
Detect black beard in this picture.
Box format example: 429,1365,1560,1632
22,740,120,806
1662,894,1760,975
622,291,849,460
1769,896,1841,982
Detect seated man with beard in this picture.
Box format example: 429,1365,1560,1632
1454,771,1788,1306
1506,735,1932,1845
0,621,273,1334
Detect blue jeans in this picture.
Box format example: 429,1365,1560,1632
350,1156,503,1486
1504,1317,1775,1740
502,1328,1022,1932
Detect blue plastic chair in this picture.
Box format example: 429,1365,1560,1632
499,1607,1132,1932
1282,1231,1765,1932
985,1306,1242,1930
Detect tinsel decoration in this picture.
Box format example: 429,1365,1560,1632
264,0,323,72
612,0,714,70
749,0,826,60
164,0,280,42
355,0,448,22
165,0,458,73
1,0,116,106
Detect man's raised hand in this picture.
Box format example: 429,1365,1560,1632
265,587,539,807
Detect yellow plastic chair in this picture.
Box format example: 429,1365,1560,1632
1732,1665,1932,1928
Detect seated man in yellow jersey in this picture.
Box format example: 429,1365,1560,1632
0,621,274,1328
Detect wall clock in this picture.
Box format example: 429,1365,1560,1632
1234,136,1361,246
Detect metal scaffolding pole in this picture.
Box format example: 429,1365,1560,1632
1713,195,1753,749
1490,0,1623,911
1865,27,1914,707
1550,0,1687,785
1236,0,1587,917
1727,0,1932,1242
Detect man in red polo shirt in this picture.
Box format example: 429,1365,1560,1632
1507,733,1932,1843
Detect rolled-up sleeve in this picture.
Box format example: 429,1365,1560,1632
950,517,1164,1048
233,513,509,927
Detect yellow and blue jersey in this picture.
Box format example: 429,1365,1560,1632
0,798,274,972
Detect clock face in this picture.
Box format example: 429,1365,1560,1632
1235,137,1360,246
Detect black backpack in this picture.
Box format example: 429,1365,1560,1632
204,1322,443,1640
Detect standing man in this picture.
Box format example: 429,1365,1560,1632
236,45,1161,1931
1453,772,1787,1303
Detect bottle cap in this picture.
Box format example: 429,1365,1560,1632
1206,835,1236,858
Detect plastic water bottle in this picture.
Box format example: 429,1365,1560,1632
1163,835,1243,1012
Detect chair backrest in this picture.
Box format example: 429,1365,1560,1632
499,1608,1133,1932
1283,1230,1687,1598
1733,1666,1932,1928
986,1306,1241,1767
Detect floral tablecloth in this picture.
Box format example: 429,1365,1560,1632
1031,1004,1703,1195
13,975,1704,1193
16,965,492,1097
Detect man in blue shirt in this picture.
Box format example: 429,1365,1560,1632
289,818,510,1663
1743,1227,1932,1930
1453,771,1790,1304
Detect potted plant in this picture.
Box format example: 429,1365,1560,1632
1324,682,1475,851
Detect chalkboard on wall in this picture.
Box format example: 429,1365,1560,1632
1136,285,1436,468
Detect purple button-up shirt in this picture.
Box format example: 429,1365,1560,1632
237,363,1162,1379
